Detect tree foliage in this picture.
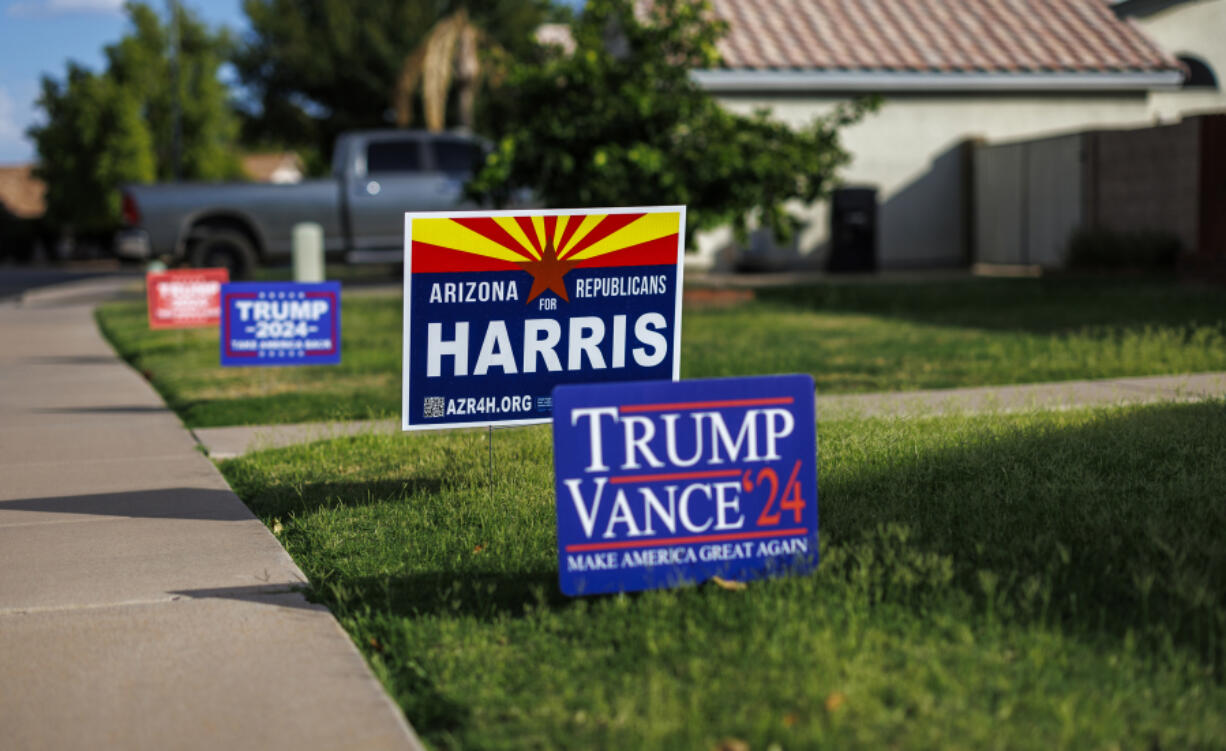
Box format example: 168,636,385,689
235,0,554,158
393,8,508,132
29,1,239,234
30,66,155,235
468,0,876,245
106,2,240,182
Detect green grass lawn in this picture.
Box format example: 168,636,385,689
97,295,401,427
218,401,1226,749
96,277,1226,428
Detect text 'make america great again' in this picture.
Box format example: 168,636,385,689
553,375,819,596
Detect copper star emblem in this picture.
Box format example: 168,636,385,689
519,237,576,304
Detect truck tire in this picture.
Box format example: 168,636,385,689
190,228,257,279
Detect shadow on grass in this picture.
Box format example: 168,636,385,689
752,277,1226,335
819,399,1226,671
178,394,398,429
239,477,452,519
235,400,1226,674
318,569,564,623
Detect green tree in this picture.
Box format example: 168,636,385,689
29,1,239,234
29,65,155,235
467,0,876,245
234,0,555,160
105,2,240,181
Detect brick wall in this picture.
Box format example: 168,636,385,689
1085,118,1200,253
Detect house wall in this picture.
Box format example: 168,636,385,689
1132,0,1226,119
699,93,1156,270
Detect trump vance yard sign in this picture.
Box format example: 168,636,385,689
553,375,819,596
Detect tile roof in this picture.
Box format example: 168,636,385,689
710,0,1180,73
0,164,46,219
240,152,304,184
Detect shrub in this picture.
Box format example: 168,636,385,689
1066,228,1181,271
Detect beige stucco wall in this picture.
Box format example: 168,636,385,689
1134,0,1226,119
698,93,1157,270
688,0,1226,272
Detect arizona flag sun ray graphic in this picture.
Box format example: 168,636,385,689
402,206,686,430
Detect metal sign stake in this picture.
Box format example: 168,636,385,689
488,425,495,491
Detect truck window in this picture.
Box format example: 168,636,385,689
431,140,481,173
366,140,422,174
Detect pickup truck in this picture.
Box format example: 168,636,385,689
116,130,487,277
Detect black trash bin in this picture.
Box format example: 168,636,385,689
826,187,878,272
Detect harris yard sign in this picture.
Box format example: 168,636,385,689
552,374,819,596
402,207,686,430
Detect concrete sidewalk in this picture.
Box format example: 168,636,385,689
195,371,1226,459
0,281,421,750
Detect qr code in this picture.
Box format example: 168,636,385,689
422,397,445,418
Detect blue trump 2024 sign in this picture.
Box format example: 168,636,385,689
401,207,685,430
553,374,818,596
220,281,341,366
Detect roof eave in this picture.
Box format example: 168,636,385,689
1112,0,1193,19
692,69,1184,93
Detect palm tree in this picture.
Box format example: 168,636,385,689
393,8,504,132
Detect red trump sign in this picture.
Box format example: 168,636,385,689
146,268,229,329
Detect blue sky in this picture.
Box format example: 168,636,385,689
0,0,249,164
0,0,585,165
